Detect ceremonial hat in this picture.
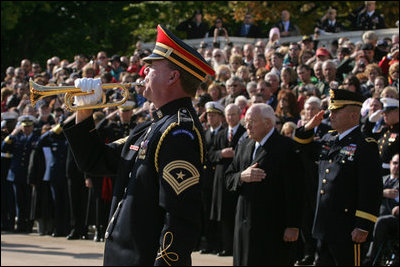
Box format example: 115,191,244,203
302,35,313,43
1,111,19,121
143,24,215,81
118,100,135,111
18,115,36,126
328,89,363,110
381,97,399,112
205,101,224,114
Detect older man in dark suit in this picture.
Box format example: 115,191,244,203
225,103,303,265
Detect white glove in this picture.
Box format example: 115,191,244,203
369,109,383,123
74,78,103,106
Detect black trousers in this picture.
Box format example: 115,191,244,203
315,239,366,266
14,182,32,231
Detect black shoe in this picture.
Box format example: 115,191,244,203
217,250,232,257
66,231,80,240
52,232,64,237
200,249,217,254
295,255,315,266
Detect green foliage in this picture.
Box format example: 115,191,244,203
1,1,399,79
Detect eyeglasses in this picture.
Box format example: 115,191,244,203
214,54,222,58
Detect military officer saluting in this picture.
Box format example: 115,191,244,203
63,24,215,265
355,1,385,30
294,89,382,266
378,98,399,175
1,115,40,233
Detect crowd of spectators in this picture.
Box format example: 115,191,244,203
1,2,399,265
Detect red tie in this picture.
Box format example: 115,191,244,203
228,128,233,143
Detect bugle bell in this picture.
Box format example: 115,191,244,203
29,79,145,111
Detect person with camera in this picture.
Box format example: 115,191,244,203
62,24,215,265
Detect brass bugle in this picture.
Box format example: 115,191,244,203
30,79,145,111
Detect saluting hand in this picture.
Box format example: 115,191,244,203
240,162,266,183
351,228,369,243
304,110,325,131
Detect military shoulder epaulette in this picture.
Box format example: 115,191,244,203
112,136,129,145
328,130,337,134
365,137,378,144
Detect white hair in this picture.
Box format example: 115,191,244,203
265,72,279,82
247,103,276,125
235,95,248,106
225,103,241,115
305,96,322,108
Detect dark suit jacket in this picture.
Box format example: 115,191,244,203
274,21,300,36
225,130,303,265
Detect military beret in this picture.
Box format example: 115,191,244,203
381,97,399,112
328,89,363,110
18,115,36,126
205,101,224,114
143,24,215,81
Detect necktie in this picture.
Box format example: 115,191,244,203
252,143,261,160
228,128,233,143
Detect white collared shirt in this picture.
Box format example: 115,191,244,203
227,123,240,140
210,124,222,135
282,21,290,32
338,125,359,141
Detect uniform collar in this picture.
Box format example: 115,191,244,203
339,125,359,141
152,97,193,121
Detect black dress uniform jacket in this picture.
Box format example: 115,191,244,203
294,125,382,243
225,129,303,265
378,123,399,175
63,97,205,266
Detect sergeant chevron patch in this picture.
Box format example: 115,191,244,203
163,160,199,195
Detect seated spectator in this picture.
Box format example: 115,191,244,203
293,64,318,97
255,68,268,82
231,45,243,57
299,49,314,66
127,54,141,74
220,76,246,107
341,74,363,96
211,49,227,70
313,61,324,82
380,86,399,99
1,88,13,112
274,9,300,37
256,80,273,107
235,95,249,119
109,55,123,82
269,52,284,77
251,54,267,75
254,40,266,56
379,46,399,77
176,10,209,39
361,63,383,96
235,14,261,38
265,72,281,108
242,44,254,67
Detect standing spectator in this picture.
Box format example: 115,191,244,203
210,104,247,257
294,89,382,265
274,10,300,37
211,49,227,70
228,54,243,75
316,7,344,34
235,14,261,38
317,60,338,97
220,76,246,107
200,101,225,254
20,59,32,78
109,55,123,82
226,103,302,265
265,72,281,108
275,89,300,124
176,10,209,39
313,61,324,83
207,83,224,102
270,52,284,77
280,66,297,91
377,98,399,175
212,19,230,48
1,115,40,233
242,43,254,67
283,42,301,68
388,61,399,89
256,80,273,106
46,59,56,79
356,1,385,30
254,40,266,56
245,81,258,99
236,65,251,84
266,27,280,49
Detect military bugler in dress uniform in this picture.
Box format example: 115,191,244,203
63,24,215,266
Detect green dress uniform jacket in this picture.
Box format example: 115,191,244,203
63,97,205,266
294,125,382,243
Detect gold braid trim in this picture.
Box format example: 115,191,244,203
155,122,179,173
192,125,204,165
155,231,179,266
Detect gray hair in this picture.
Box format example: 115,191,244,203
226,75,245,88
248,103,276,125
305,96,322,109
225,103,241,115
246,81,257,94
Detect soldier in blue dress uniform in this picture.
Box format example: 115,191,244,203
1,115,40,232
62,24,215,265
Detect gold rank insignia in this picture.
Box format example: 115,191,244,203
163,160,200,195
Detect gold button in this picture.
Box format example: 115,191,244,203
322,179,327,184
344,209,348,212
325,169,330,174
320,190,325,195
328,159,332,164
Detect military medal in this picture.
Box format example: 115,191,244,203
138,140,148,159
